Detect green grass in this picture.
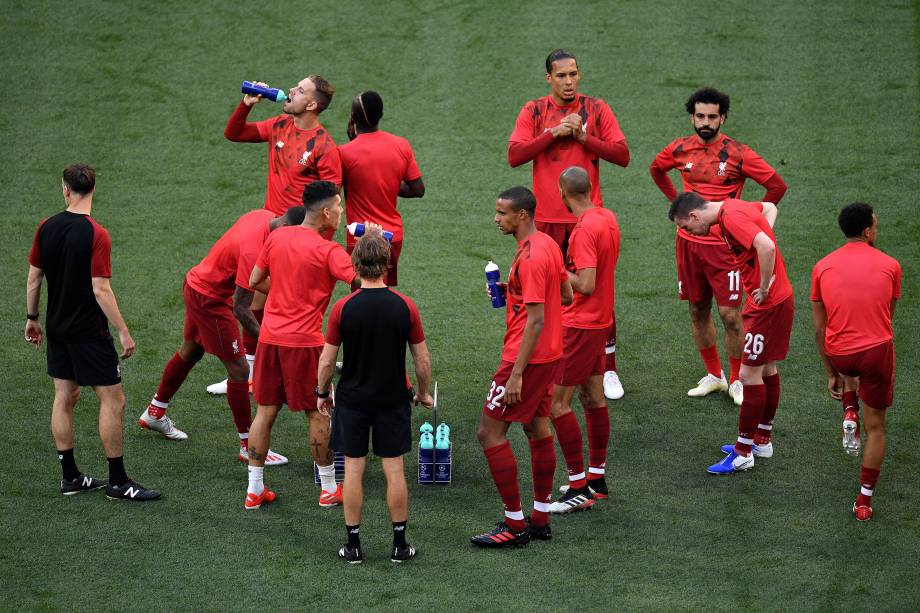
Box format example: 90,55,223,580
2,0,919,610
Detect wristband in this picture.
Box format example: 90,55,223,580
26,313,39,321
315,388,330,399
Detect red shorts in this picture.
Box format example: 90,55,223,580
741,297,794,366
536,221,575,257
676,235,742,308
554,327,606,386
252,343,320,411
829,341,895,409
482,360,557,423
183,282,244,361
346,239,403,286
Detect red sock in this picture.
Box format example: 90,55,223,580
242,309,263,356
842,390,859,414
483,441,524,532
584,405,610,478
735,384,765,455
757,373,780,443
529,435,555,528
699,345,722,378
857,466,880,508
604,318,617,372
551,412,586,490
729,357,742,384
226,380,252,434
151,352,197,417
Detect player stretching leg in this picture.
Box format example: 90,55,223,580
548,167,619,512
244,182,357,510
811,203,900,520
651,88,787,405
471,187,572,547
668,193,793,474
508,49,629,400
139,208,305,466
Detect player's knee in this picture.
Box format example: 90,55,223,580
550,399,571,418
59,387,81,408
718,308,743,332
689,302,711,322
225,359,248,381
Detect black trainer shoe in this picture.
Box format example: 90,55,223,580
548,486,595,514
527,517,552,541
105,479,161,501
470,521,531,548
391,543,417,562
586,477,609,499
61,474,107,496
339,544,363,564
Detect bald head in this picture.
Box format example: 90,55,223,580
559,166,591,196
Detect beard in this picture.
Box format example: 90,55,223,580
694,124,720,140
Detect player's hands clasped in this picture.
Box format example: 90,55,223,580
243,80,268,107
24,320,43,348
562,113,586,143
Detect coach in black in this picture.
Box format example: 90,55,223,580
318,232,433,564
25,164,159,501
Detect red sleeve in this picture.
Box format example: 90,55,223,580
583,102,629,167
649,143,679,201
761,172,788,205
892,260,902,300
328,244,356,284
404,295,425,344
255,234,274,272
236,242,261,291
520,251,549,305
508,101,554,167
721,208,761,250
28,220,45,267
810,263,824,302
569,226,598,271
740,147,787,204
90,223,112,278
317,140,343,186
403,141,421,181
325,298,344,345
224,102,270,143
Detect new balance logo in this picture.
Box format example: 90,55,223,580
82,477,93,487
683,162,693,171
124,487,140,499
275,141,284,150
729,293,739,301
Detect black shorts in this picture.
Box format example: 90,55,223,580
47,337,121,387
330,404,411,458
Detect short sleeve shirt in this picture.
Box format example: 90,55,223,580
185,209,274,304
256,226,355,347
252,116,342,215
563,207,620,329
811,242,901,355
502,231,566,363
651,133,778,244
339,130,421,244
509,94,626,223
717,199,793,312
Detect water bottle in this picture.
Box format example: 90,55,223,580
241,81,288,103
485,260,506,308
347,222,394,242
434,428,451,484
436,422,450,440
420,422,434,435
418,432,434,483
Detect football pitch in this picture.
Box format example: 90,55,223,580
2,0,918,610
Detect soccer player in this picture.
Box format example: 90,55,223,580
244,181,357,510
471,186,572,548
508,48,629,401
650,87,788,405
668,193,793,475
547,167,619,513
339,90,425,286
25,164,159,501
137,206,306,466
317,233,434,564
811,203,901,521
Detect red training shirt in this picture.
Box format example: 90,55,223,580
650,133,784,245
811,242,901,355
502,231,566,364
186,209,275,304
225,102,342,215
717,199,793,312
563,207,620,329
508,94,628,224
255,226,355,347
339,130,421,245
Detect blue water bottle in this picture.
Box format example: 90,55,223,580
347,222,394,242
434,426,451,484
418,432,434,484
485,260,506,308
241,80,288,103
